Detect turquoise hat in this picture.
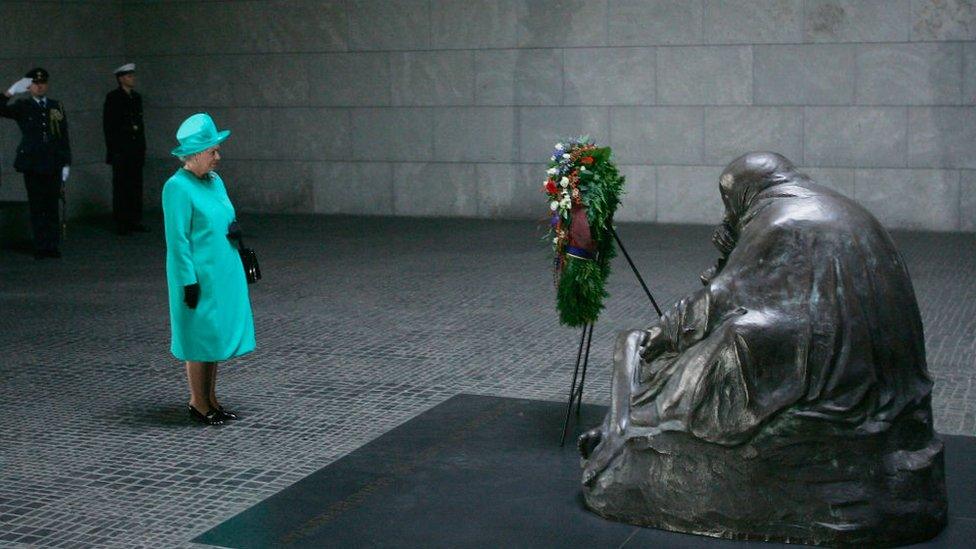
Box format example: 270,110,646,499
170,113,230,157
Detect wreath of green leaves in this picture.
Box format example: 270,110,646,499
543,138,625,327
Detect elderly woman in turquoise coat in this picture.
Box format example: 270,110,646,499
163,113,255,425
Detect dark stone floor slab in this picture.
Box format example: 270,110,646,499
195,394,975,548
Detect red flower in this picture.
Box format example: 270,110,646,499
544,179,558,194
580,156,594,165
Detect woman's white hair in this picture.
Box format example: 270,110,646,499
178,150,203,164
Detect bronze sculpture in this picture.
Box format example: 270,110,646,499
578,152,947,546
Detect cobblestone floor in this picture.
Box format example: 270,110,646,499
0,215,973,547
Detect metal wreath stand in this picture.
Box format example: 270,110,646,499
559,226,663,447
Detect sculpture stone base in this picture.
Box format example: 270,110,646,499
582,402,947,547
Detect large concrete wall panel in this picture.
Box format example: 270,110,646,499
17,0,967,231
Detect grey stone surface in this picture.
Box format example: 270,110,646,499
45,57,121,113
391,51,475,107
856,43,963,105
609,107,703,165
122,1,199,55
60,1,125,57
614,165,656,222
272,108,353,161
307,52,391,107
312,162,395,216
909,107,976,169
432,0,518,49
656,165,725,223
911,0,976,41
393,162,479,216
124,0,349,55
962,170,976,231
704,107,803,164
433,107,518,162
563,48,655,106
179,108,351,162
703,0,803,44
143,107,194,160
66,109,107,165
0,1,65,58
479,163,539,218
608,0,703,46
234,0,348,53
143,54,310,108
804,107,908,167
755,44,856,105
855,169,961,231
475,49,563,106
966,43,976,104
0,216,973,546
517,0,607,48
348,0,430,51
800,166,855,197
217,160,314,214
804,0,911,43
518,107,610,162
657,46,752,105
351,108,433,162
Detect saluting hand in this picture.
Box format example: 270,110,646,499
5,77,31,97
184,283,200,309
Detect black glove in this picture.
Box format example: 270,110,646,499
227,220,242,241
184,283,200,309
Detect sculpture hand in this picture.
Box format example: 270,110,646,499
639,325,667,361
712,220,737,256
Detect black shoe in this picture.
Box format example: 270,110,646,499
188,404,223,425
33,251,46,260
45,250,61,258
131,224,150,233
116,225,131,236
215,405,238,421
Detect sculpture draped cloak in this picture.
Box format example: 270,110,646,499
581,153,945,546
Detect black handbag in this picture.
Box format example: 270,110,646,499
228,221,261,284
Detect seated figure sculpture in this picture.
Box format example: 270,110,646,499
578,152,947,546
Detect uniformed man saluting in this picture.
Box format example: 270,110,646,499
103,63,147,235
1,68,71,259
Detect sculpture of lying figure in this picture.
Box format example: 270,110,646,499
578,152,947,546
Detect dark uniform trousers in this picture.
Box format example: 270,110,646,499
23,172,61,252
112,155,144,228
103,87,146,230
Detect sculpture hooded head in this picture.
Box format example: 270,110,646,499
703,152,810,283
719,152,799,225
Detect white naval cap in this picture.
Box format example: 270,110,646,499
113,63,136,75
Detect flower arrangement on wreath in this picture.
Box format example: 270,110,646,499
542,137,625,327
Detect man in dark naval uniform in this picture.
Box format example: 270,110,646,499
1,68,72,259
103,63,147,235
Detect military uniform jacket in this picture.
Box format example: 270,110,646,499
0,96,71,174
102,87,145,164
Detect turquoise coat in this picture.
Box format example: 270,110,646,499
162,168,255,362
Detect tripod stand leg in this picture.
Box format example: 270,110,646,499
610,226,662,317
574,322,594,418
560,323,590,447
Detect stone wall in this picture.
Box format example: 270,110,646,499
3,1,974,231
